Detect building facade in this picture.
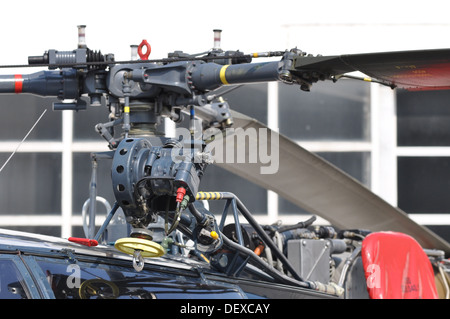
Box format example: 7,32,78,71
1,22,450,244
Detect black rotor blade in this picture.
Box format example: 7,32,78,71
293,48,450,91
213,110,450,255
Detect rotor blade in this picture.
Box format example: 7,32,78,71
293,48,450,91
212,110,450,255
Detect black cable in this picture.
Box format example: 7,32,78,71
188,203,207,225
232,195,304,282
220,233,310,289
277,215,317,233
333,74,397,89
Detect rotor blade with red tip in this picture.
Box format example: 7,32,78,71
293,48,450,91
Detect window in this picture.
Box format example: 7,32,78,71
279,80,370,141
398,157,450,214
36,257,245,299
397,89,450,241
0,153,61,214
397,90,450,146
277,80,371,219
0,95,61,140
0,258,31,299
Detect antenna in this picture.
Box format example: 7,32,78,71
0,109,47,173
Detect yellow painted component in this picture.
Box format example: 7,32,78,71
252,53,259,58
219,65,230,84
199,253,210,263
363,77,372,82
124,106,130,113
114,237,165,258
210,231,219,240
196,192,223,200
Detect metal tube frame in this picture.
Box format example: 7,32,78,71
204,191,304,282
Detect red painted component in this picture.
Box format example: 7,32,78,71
138,39,151,60
14,74,23,93
175,187,186,203
361,231,438,299
254,245,265,256
68,237,98,247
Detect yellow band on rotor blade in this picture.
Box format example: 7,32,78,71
124,106,130,113
220,65,230,84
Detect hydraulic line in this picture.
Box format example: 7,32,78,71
220,233,310,289
188,203,207,225
197,191,303,281
233,194,303,282
338,246,361,288
276,215,317,233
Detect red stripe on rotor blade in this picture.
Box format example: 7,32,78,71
14,74,23,93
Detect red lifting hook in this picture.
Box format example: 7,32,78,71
138,39,151,60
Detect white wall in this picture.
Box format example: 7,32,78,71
1,0,449,66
